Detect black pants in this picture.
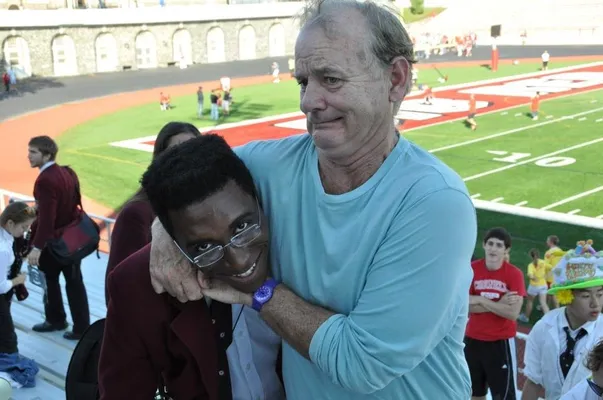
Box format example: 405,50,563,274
39,248,90,333
0,292,18,354
464,336,516,400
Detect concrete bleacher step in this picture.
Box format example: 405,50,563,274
6,253,110,400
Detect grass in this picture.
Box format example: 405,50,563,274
401,7,445,24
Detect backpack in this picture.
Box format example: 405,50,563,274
65,319,105,400
65,319,169,400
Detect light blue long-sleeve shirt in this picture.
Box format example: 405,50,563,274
235,133,476,399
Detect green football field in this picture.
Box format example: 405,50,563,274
55,60,603,325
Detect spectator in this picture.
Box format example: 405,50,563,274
519,248,552,323
99,135,285,400
466,227,526,400
545,235,566,309
147,0,477,398
27,136,90,340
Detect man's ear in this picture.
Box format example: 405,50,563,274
389,56,410,103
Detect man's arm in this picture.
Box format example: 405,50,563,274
521,379,544,400
477,296,522,320
259,189,476,394
522,321,545,400
468,295,488,313
31,179,58,249
98,274,158,400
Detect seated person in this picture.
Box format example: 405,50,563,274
98,134,285,400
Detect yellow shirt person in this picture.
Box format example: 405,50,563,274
527,259,553,287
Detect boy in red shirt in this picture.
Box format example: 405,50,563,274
465,227,526,400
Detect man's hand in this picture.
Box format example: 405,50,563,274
500,291,522,305
149,218,203,303
27,248,41,266
198,275,253,307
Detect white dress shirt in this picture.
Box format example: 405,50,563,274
0,227,15,295
204,298,285,400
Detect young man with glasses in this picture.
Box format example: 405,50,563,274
98,134,285,400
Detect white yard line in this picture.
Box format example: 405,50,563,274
541,185,603,210
470,193,481,199
568,209,582,215
515,201,528,206
491,197,504,203
463,137,603,182
429,106,603,153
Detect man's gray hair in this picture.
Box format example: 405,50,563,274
299,0,416,100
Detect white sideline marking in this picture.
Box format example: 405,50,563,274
470,193,481,199
541,185,603,210
463,137,603,182
596,119,603,123
491,197,504,203
515,201,528,206
568,209,582,215
596,215,603,219
578,117,587,121
472,199,603,230
429,106,603,153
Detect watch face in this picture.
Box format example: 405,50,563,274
254,285,272,302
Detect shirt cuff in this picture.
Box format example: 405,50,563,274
309,314,345,366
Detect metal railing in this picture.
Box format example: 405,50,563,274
0,189,116,249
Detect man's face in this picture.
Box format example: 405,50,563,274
28,146,48,168
483,237,507,266
294,11,399,160
170,180,269,293
568,287,603,322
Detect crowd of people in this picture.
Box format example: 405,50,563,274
1,1,602,400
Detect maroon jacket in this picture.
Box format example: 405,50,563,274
99,244,224,400
104,199,154,305
30,164,81,250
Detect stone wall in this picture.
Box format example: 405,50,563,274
0,3,303,77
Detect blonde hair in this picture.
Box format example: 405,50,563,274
0,201,36,226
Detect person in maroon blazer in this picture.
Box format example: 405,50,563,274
26,136,90,340
104,122,201,306
99,135,285,400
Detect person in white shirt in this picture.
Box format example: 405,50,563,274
542,51,550,71
0,201,36,356
561,338,603,399
522,241,603,400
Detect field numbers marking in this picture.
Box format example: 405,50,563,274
463,137,603,181
486,151,576,167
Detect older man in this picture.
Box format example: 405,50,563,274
148,0,476,398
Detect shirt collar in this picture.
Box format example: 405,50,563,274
560,308,597,335
40,161,55,173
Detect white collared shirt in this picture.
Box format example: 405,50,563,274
0,227,15,295
39,161,55,174
204,297,284,400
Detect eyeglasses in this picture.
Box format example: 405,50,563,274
174,199,263,270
